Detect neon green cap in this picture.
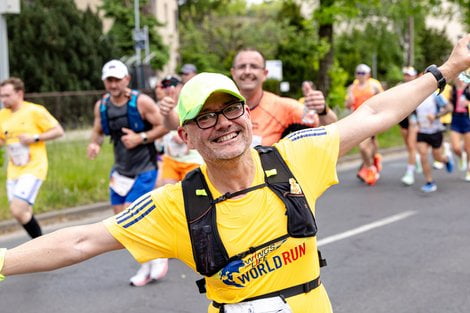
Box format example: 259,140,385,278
177,72,246,125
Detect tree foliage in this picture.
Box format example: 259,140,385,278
178,0,327,98
100,0,169,69
6,0,118,92
179,1,289,75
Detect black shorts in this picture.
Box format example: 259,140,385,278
417,131,443,149
399,112,416,129
399,118,409,129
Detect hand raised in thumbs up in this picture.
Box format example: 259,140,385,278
303,81,326,113
160,85,179,117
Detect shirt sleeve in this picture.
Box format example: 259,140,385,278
103,186,184,263
275,124,340,200
34,105,60,132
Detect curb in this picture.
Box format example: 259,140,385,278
0,146,406,235
0,202,111,235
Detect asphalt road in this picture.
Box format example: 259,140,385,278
1,155,469,313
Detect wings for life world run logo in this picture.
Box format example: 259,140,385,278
219,239,307,288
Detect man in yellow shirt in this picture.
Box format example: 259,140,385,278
1,35,470,312
0,77,64,238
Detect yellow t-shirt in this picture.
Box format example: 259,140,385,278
104,124,340,312
0,101,60,180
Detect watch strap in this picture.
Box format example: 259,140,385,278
424,64,446,94
140,132,148,144
318,106,328,116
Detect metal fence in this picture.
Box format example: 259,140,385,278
25,89,156,130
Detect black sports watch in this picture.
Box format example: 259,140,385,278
424,64,446,94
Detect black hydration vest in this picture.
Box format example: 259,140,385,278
182,145,326,294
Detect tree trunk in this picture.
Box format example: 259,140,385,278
317,22,334,97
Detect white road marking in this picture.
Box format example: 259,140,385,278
317,210,417,247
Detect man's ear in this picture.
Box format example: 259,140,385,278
177,126,193,149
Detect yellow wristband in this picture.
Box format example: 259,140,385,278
0,248,6,281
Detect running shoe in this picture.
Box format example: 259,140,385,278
465,171,470,182
433,161,444,170
357,166,368,182
421,181,437,193
401,171,414,186
150,258,169,280
365,166,379,186
445,157,454,173
130,262,153,287
373,153,383,172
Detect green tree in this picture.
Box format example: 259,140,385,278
415,28,453,71
178,1,289,74
7,0,118,92
275,0,328,98
100,0,169,70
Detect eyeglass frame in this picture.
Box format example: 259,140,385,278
183,100,246,129
355,71,368,75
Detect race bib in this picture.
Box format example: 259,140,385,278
7,142,30,166
109,171,135,196
224,296,293,313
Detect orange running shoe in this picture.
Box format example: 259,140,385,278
357,166,368,182
373,153,383,172
365,166,380,186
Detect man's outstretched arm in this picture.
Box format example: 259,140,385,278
337,34,470,157
1,222,123,276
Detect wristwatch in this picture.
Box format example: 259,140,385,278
140,132,148,144
33,134,40,142
318,106,329,116
424,64,446,94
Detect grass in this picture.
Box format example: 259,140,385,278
346,124,403,156
0,126,404,221
0,139,114,221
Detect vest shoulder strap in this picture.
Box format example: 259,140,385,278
182,168,214,222
255,145,293,184
127,90,145,132
182,168,229,276
99,94,111,135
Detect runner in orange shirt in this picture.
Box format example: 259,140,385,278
345,64,384,185
231,49,337,146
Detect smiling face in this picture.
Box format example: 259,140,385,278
178,92,252,163
103,76,130,98
231,50,268,94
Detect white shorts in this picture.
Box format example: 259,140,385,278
6,174,43,205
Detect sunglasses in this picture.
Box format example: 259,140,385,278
355,72,367,75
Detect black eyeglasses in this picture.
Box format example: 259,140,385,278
355,71,367,75
186,100,245,129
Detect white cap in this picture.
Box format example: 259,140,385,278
402,66,417,76
101,60,129,80
355,64,371,74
